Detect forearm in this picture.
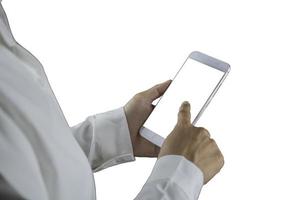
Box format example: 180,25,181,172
71,107,135,171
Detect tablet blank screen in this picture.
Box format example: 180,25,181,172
143,58,224,138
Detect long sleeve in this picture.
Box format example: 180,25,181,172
71,107,135,172
1,2,98,199
70,107,204,199
1,2,203,199
0,174,24,200
135,155,204,200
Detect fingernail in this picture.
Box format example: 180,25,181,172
182,101,189,105
180,101,190,111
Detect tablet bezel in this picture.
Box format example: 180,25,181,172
140,51,230,147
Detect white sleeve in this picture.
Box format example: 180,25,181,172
71,107,135,172
135,155,204,200
0,174,24,200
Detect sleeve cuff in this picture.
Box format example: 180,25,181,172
147,155,204,199
91,107,135,172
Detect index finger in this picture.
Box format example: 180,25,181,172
177,101,191,126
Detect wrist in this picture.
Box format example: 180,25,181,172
149,155,204,199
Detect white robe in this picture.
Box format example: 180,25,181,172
0,2,203,199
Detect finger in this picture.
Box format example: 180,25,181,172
154,145,161,157
141,80,172,102
146,142,161,157
136,136,161,157
198,127,211,138
177,101,191,126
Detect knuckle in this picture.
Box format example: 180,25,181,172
153,87,160,96
210,138,216,144
178,109,187,115
154,84,160,88
177,121,190,129
134,93,143,99
197,127,210,136
134,93,148,104
221,157,225,166
198,127,210,134
217,152,225,166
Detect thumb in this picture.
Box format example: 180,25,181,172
177,101,191,126
142,80,172,102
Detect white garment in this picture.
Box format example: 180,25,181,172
0,2,203,200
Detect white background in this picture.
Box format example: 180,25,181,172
2,0,300,199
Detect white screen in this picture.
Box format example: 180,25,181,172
143,58,224,138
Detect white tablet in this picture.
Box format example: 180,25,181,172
140,51,230,147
